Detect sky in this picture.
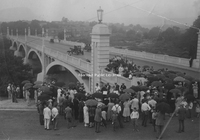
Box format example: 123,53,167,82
0,0,199,27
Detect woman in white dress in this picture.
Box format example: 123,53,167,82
123,99,131,122
83,104,89,127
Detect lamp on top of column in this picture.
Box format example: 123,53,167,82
97,6,103,23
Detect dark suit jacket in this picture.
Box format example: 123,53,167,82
178,107,187,120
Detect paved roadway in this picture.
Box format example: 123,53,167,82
17,36,92,61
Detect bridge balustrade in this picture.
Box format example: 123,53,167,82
109,47,192,67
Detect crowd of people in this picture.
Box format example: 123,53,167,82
6,55,200,139
33,77,199,139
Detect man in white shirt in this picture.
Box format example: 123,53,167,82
148,97,157,123
111,102,123,129
7,83,12,99
43,104,52,130
52,105,59,130
141,100,151,127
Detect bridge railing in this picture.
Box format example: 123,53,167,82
109,48,200,68
44,47,91,72
10,36,92,72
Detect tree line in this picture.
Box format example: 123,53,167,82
1,15,200,58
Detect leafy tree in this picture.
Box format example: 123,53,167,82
179,15,200,58
0,37,33,96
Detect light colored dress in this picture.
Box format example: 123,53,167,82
107,102,114,120
123,101,131,117
83,105,89,124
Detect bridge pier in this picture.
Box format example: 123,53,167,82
90,23,110,92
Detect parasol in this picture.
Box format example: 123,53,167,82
40,86,51,92
174,76,185,82
92,91,103,99
164,83,175,90
24,85,32,90
119,93,131,101
54,81,65,87
34,81,43,85
123,88,135,93
38,94,51,101
151,81,163,87
107,93,119,98
156,102,171,114
33,84,42,89
21,80,30,85
85,99,98,106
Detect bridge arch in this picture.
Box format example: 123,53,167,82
46,60,89,92
27,49,43,74
18,44,26,58
12,41,18,51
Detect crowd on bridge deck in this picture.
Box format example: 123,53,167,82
5,54,200,139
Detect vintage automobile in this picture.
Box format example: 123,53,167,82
49,39,54,43
68,45,84,55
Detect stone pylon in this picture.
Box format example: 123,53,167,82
90,23,110,93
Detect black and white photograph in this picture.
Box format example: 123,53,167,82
0,0,199,140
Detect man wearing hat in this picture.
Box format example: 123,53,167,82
177,104,187,133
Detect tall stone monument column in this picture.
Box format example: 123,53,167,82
90,23,110,93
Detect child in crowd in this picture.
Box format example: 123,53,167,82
152,109,157,132
130,108,139,131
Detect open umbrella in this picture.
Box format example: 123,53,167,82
92,92,103,99
151,81,163,87
55,82,65,87
164,83,175,90
21,80,30,85
34,81,43,85
130,86,141,92
75,93,86,100
184,75,194,81
139,86,149,91
24,85,32,90
33,84,42,89
119,93,131,101
123,88,135,93
156,102,171,114
85,99,98,106
169,89,181,95
163,77,173,83
38,94,51,101
40,86,51,92
107,93,119,98
156,74,166,80
167,73,177,80
174,76,185,82
24,82,33,87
